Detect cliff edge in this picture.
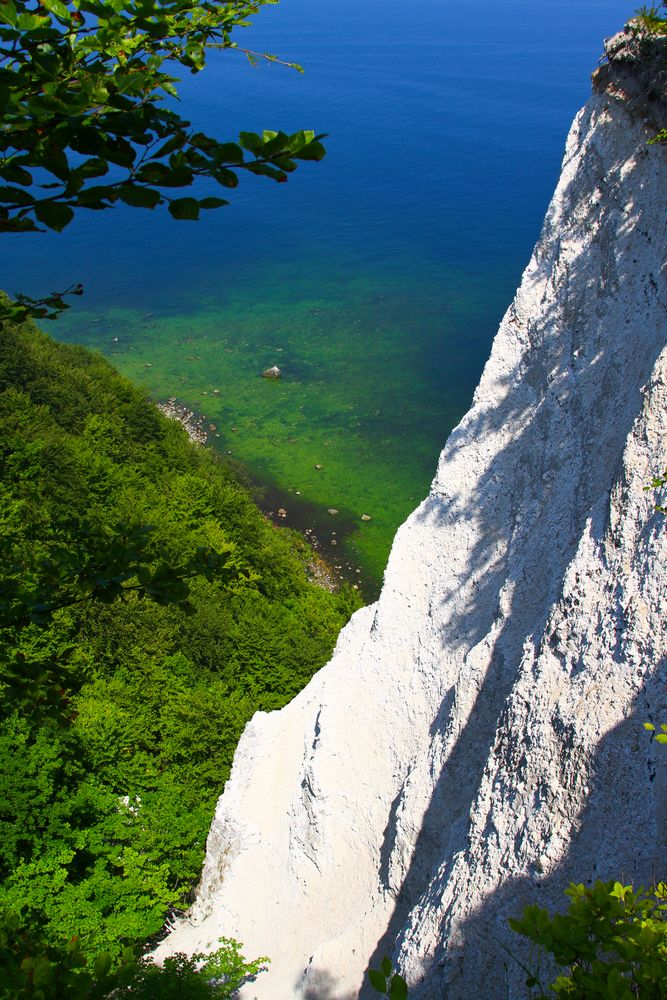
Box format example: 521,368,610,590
158,25,667,999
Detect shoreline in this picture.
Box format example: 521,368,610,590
156,397,372,598
157,397,209,445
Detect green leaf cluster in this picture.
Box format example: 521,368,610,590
510,880,667,998
0,315,360,965
644,469,667,514
368,957,409,1000
0,0,326,250
644,721,667,744
0,911,268,999
0,283,84,325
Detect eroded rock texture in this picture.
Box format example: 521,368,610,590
158,26,667,1000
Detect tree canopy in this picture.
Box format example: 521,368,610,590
0,0,341,983
0,317,360,969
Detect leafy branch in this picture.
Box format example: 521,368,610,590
2,282,84,321
644,468,667,514
509,880,667,998
0,0,326,319
0,916,270,999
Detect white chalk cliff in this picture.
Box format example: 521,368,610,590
159,25,667,999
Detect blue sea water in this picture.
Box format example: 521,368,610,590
1,0,634,589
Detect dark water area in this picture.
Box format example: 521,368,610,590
255,482,370,592
1,0,634,589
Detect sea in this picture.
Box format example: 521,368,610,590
1,0,634,594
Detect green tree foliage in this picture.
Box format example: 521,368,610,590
510,880,667,998
0,0,325,319
0,316,360,964
0,910,268,999
0,0,325,233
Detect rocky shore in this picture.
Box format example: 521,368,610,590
156,396,360,595
156,397,208,445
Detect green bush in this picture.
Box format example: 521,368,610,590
0,909,268,1000
510,880,667,998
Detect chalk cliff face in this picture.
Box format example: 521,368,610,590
158,26,667,999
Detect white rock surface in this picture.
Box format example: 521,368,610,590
158,29,667,999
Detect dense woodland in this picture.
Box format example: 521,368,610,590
0,317,360,981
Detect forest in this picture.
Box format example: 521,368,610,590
0,315,360,992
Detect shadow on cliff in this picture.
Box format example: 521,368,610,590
299,968,356,1000
360,123,665,1000
430,691,667,1000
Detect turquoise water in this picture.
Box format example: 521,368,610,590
1,0,633,592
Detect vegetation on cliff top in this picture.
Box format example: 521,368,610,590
637,2,667,34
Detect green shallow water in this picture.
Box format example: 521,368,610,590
60,256,510,595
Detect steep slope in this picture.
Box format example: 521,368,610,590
158,25,667,999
